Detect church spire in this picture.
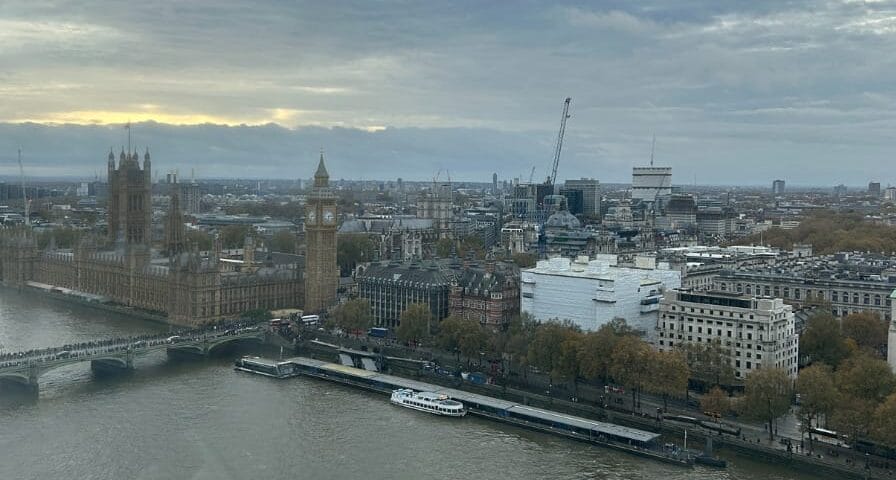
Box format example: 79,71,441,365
314,149,329,188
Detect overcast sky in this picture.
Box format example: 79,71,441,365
1,0,895,185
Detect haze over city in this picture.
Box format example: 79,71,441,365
2,1,896,184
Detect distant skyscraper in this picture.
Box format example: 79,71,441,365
492,173,498,194
772,179,786,195
631,167,671,202
869,182,882,197
563,178,600,218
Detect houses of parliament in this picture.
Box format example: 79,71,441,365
0,148,338,326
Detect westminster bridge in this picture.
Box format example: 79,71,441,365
0,322,268,394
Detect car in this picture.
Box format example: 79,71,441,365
166,336,183,344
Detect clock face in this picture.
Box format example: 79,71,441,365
307,210,316,223
323,209,335,224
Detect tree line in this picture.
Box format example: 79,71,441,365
737,210,896,255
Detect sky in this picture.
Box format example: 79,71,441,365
1,0,895,185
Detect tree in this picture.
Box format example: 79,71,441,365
871,393,896,448
437,315,487,365
528,321,580,386
646,350,690,410
740,368,792,440
796,363,837,448
435,238,454,258
677,339,735,389
510,253,536,268
842,311,888,356
185,229,213,250
269,230,297,254
799,311,849,368
330,298,372,333
609,335,652,412
836,353,894,403
555,329,584,396
396,303,432,346
701,386,730,420
337,235,376,276
578,327,619,384
458,235,485,260
220,225,252,249
496,313,538,385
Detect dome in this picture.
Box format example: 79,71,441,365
545,209,581,229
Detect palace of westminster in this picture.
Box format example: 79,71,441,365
0,148,338,326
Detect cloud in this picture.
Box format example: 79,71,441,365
0,1,895,185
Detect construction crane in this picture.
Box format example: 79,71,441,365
18,148,30,226
528,166,536,183
548,97,571,186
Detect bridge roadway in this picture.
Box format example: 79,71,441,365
0,322,267,394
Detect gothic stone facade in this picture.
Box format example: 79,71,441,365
304,153,338,313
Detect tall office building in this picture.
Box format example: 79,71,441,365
772,179,786,195
563,178,600,217
869,182,882,197
492,173,498,194
632,167,672,202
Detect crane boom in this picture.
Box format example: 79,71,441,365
549,97,571,186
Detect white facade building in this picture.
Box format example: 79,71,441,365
520,255,681,336
655,290,799,381
631,166,672,202
887,291,896,372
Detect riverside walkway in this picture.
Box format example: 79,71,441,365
0,322,266,394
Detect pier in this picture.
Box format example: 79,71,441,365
286,356,695,467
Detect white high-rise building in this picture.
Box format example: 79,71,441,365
656,290,799,380
632,166,672,202
520,255,681,336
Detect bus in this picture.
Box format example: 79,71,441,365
368,327,389,338
301,315,320,326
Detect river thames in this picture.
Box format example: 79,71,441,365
0,288,818,480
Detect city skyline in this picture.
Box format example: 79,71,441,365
2,1,896,183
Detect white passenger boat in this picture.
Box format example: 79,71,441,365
234,356,299,379
390,388,466,417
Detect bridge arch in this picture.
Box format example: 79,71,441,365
0,373,32,387
206,335,264,355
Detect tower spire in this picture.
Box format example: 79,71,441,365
314,149,329,188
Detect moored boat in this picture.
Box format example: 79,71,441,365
234,356,299,379
390,388,466,417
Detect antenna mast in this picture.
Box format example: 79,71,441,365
650,134,656,166
18,148,30,226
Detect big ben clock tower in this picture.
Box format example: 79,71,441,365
304,151,338,313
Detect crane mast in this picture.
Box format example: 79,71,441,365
549,97,571,186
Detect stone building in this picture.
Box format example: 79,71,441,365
655,289,799,381
448,258,519,329
357,260,451,328
304,153,339,313
713,253,896,320
0,148,315,326
108,148,152,246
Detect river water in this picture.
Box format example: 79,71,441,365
0,288,817,480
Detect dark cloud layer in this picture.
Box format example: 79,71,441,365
1,1,896,185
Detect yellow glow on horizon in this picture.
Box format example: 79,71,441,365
8,109,389,132
10,110,253,126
